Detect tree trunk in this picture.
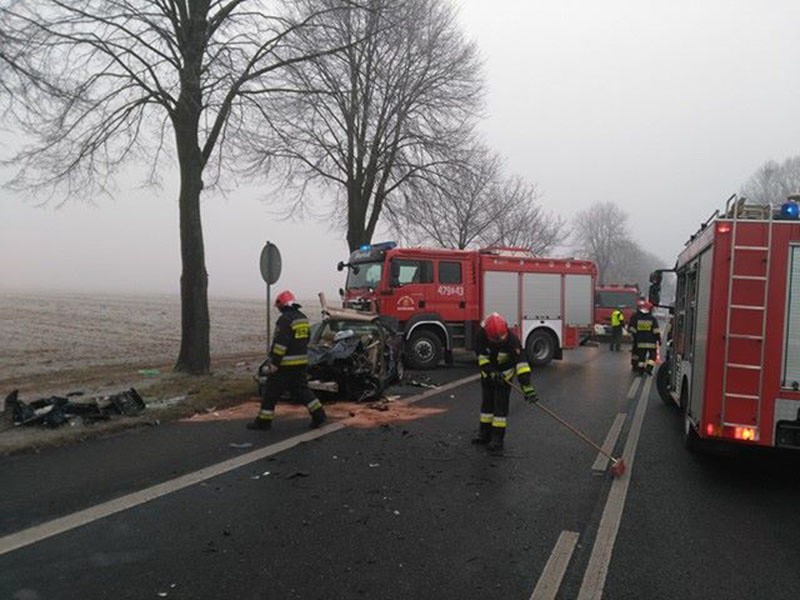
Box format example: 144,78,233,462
174,159,210,374
346,186,370,251
173,10,210,374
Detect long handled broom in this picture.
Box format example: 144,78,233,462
509,382,627,478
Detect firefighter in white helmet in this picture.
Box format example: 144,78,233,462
248,290,327,430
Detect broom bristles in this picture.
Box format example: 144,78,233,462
610,459,627,477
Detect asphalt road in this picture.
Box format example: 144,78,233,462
2,344,800,599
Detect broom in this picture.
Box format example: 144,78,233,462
509,381,627,477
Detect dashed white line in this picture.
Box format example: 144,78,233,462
626,378,641,399
591,413,627,473
577,376,652,600
530,530,580,600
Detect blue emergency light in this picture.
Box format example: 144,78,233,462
780,200,800,220
359,241,397,252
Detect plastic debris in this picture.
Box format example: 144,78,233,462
138,369,161,377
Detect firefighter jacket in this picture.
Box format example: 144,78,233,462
628,311,661,349
269,306,312,368
476,328,532,387
610,309,625,327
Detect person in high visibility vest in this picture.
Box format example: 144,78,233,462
472,312,537,454
248,290,327,430
610,306,625,352
628,300,661,374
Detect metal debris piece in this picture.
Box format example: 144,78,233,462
229,442,254,449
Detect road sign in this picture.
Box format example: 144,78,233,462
259,242,282,284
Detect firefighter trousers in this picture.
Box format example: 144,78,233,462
610,326,623,351
479,376,511,433
259,367,324,419
631,346,657,373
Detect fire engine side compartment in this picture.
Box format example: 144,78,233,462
686,219,800,447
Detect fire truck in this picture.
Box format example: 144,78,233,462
337,242,597,369
594,283,640,335
651,194,800,451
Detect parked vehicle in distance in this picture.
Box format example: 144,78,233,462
594,283,640,336
652,194,800,452
337,242,597,369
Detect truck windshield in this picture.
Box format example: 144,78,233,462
596,290,638,308
346,261,383,290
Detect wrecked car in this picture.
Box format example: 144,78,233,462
305,307,404,402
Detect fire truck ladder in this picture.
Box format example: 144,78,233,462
721,199,773,430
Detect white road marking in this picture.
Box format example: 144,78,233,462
577,376,652,600
591,413,627,473
530,530,580,600
626,378,640,399
0,373,479,556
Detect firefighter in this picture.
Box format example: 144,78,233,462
609,306,625,352
247,290,327,430
628,300,661,374
472,312,537,454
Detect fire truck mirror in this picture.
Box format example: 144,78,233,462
649,270,663,285
390,261,401,286
648,283,661,305
337,261,345,272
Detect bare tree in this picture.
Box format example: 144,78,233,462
480,175,565,255
572,201,629,285
248,0,484,251
740,156,800,205
604,238,664,292
384,140,564,254
384,142,503,249
1,0,355,374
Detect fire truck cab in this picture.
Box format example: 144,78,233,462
338,242,597,370
594,283,640,335
652,194,800,451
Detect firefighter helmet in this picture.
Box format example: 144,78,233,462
275,290,297,310
482,312,509,342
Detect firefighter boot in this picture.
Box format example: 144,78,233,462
246,417,272,431
310,407,327,429
471,422,492,445
487,428,505,455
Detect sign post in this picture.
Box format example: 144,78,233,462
259,242,282,353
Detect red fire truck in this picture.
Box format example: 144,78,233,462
337,242,597,369
652,195,800,451
594,283,640,335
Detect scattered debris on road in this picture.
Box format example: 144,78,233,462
3,387,146,428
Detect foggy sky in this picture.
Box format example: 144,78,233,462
2,0,799,300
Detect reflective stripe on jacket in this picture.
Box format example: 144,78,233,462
270,307,311,367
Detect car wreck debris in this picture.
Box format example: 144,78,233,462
3,388,146,428
304,299,404,402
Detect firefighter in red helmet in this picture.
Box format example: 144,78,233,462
472,312,537,454
628,299,661,374
247,290,327,430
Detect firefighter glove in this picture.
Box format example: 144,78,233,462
521,384,538,403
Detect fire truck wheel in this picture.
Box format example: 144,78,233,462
526,330,556,366
655,364,673,407
405,330,443,370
